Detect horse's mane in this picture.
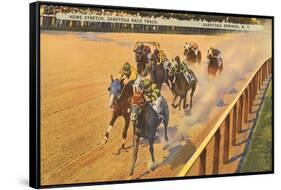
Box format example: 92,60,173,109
119,81,133,99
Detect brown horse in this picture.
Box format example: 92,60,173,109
167,63,197,111
134,47,170,89
207,49,223,77
134,47,149,77
183,42,202,64
104,75,134,150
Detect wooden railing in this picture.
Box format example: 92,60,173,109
178,57,272,176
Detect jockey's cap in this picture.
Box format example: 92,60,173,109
139,43,144,49
154,48,159,54
123,62,131,74
175,56,180,63
143,79,151,89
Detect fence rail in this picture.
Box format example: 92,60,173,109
178,57,272,176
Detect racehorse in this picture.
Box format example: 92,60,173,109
128,91,169,175
207,50,223,77
134,47,170,90
150,53,171,89
104,75,134,150
134,46,149,77
167,64,197,111
183,43,202,64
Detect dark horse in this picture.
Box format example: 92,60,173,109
207,49,223,77
183,47,202,64
128,91,169,175
134,48,170,89
104,75,134,150
168,66,197,111
134,47,148,77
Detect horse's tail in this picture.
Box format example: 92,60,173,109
159,96,169,126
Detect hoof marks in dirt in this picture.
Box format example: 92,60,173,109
228,88,237,94
216,99,226,107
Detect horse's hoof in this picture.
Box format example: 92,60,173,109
103,137,108,144
115,149,121,155
121,144,125,149
165,136,169,142
149,162,157,171
172,104,177,109
183,104,189,110
129,171,134,176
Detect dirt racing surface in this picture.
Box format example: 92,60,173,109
40,31,271,185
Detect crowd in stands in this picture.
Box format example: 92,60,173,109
40,5,264,25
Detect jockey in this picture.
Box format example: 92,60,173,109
171,56,197,89
152,48,168,64
141,79,163,120
208,47,223,66
120,62,142,90
151,49,170,72
185,42,199,55
139,43,152,64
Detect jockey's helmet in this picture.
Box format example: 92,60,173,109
154,48,159,55
175,56,181,63
123,62,131,74
139,43,144,50
143,79,152,89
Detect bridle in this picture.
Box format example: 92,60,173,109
128,92,146,115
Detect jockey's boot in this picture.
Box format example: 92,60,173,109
157,113,164,123
171,82,175,93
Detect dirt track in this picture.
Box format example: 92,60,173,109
40,30,271,185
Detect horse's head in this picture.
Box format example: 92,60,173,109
167,59,177,76
128,91,145,122
184,43,191,55
207,49,213,59
108,75,122,109
134,46,143,63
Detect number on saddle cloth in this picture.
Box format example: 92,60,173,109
183,71,195,84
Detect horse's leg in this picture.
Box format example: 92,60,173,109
130,134,140,176
220,63,223,74
172,94,178,109
164,119,169,142
121,115,130,149
149,138,156,171
190,84,197,110
198,51,202,64
104,113,118,143
178,98,183,111
183,96,188,110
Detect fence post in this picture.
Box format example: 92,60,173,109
257,72,260,91
244,88,249,123
232,105,237,146
254,74,258,97
213,129,221,174
223,115,230,163
262,65,265,82
259,69,262,90
199,148,207,175
249,82,253,113
238,95,244,133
